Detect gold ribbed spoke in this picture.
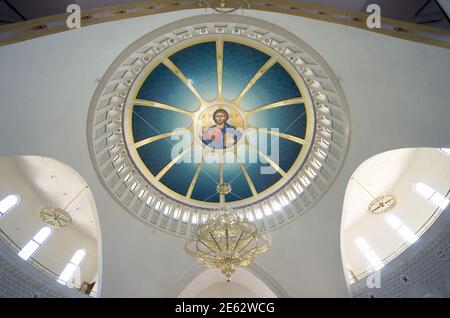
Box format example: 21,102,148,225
257,129,305,145
257,149,286,177
219,162,224,203
210,232,223,252
239,163,258,196
225,228,229,251
199,239,218,255
245,141,286,177
133,99,194,116
162,58,204,104
237,236,255,254
236,57,278,102
233,231,245,251
371,205,382,213
155,144,193,180
235,153,257,197
240,246,258,258
186,163,203,199
134,131,185,149
216,39,224,98
248,97,304,114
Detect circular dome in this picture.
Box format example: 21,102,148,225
88,15,350,237
124,37,313,207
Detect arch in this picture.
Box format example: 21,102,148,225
18,226,53,260
413,182,449,210
0,194,20,218
0,155,103,297
58,248,87,286
341,147,450,297
169,263,289,298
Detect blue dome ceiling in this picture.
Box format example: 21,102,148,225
129,39,309,206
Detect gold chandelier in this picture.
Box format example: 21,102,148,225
184,183,271,281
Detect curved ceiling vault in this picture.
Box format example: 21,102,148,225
341,148,450,287
0,156,102,297
0,3,449,298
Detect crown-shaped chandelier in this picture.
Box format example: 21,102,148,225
184,183,271,281
198,0,251,14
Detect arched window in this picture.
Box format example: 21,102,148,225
414,182,449,210
355,237,384,270
18,226,52,260
58,249,86,285
439,148,450,156
385,214,418,244
0,194,20,218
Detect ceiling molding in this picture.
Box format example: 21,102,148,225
0,0,449,49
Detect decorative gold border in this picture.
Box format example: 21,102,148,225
123,34,315,209
1,0,449,49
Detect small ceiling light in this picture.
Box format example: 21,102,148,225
368,195,397,215
39,207,72,228
39,185,88,228
351,177,397,215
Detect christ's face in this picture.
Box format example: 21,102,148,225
214,112,227,125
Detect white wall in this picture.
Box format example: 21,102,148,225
0,9,449,297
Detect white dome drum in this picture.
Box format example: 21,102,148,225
88,15,350,237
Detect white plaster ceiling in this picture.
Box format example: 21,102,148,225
14,156,98,240
342,148,416,229
342,148,450,279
